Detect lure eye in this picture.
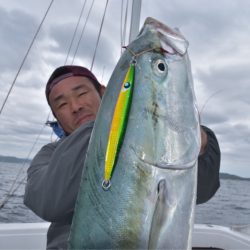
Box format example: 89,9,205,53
124,82,131,89
122,81,131,92
153,59,168,76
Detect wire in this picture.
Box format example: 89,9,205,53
0,0,55,206
90,0,109,71
64,0,87,65
0,0,54,116
71,0,95,65
0,113,50,209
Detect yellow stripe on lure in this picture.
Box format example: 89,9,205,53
102,60,135,190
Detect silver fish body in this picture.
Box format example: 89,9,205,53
69,17,201,249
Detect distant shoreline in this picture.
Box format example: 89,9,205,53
0,155,31,164
0,155,249,181
219,172,250,181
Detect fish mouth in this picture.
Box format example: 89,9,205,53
130,145,196,170
143,17,189,55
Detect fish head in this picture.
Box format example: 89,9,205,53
126,17,201,171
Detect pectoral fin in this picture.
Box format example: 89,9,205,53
148,179,175,249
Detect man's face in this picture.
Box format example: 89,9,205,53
49,76,102,134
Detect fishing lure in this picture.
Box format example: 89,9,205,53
102,59,136,190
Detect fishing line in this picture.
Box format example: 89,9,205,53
123,46,159,58
199,88,226,116
0,0,54,116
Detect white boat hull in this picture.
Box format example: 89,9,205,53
0,223,250,249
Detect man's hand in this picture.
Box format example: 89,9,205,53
199,127,208,155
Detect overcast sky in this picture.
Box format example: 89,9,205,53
0,0,250,178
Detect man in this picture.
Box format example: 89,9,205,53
24,65,220,249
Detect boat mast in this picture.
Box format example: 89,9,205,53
129,0,142,42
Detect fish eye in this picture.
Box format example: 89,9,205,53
153,59,168,76
158,62,166,71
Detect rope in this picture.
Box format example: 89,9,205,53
64,0,87,65
71,0,95,65
0,0,110,208
0,0,124,208
0,0,54,116
90,0,109,71
0,0,55,207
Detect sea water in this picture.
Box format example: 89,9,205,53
0,162,250,226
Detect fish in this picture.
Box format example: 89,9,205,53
68,17,201,249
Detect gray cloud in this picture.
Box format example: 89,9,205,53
0,7,39,71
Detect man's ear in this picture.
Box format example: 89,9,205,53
99,85,106,97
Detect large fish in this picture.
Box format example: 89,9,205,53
69,17,201,249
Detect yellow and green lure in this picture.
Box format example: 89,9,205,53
102,60,136,190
